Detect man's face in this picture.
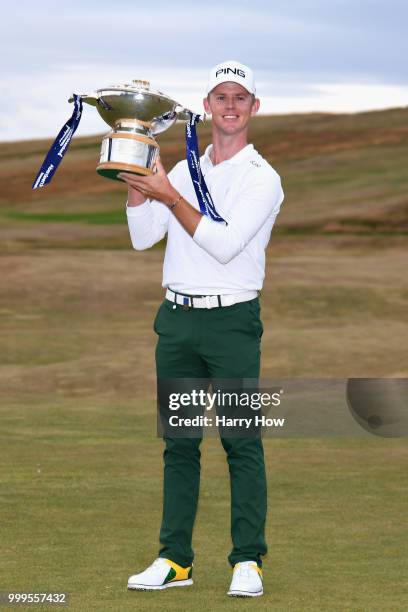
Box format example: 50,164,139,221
203,82,260,136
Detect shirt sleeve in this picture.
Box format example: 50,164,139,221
126,199,170,250
126,164,180,250
192,168,284,264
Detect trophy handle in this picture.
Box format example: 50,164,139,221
68,93,99,106
175,105,193,121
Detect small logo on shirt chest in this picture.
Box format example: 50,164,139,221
250,160,261,168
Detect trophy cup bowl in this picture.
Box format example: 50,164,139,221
69,80,191,182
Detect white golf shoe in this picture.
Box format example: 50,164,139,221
127,557,193,591
227,561,263,597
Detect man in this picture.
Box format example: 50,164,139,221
120,60,284,598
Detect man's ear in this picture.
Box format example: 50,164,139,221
203,96,211,114
251,97,260,116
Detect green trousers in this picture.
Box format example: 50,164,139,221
154,297,267,568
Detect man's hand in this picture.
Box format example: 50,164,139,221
125,182,146,207
121,157,203,237
119,157,179,207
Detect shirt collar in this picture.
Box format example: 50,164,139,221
202,143,255,168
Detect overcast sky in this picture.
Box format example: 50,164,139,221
1,0,407,141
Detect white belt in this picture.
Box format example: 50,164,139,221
165,288,258,309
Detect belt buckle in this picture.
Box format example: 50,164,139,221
182,296,190,311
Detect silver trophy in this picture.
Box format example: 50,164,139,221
69,80,192,182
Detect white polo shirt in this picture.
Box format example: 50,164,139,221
126,144,284,295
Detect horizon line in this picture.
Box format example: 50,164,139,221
1,105,407,145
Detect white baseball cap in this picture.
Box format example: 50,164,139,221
205,60,256,96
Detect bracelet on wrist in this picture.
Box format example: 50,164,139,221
169,193,183,210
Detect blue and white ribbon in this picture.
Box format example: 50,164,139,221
185,113,226,223
32,94,83,189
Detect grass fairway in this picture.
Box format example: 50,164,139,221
2,397,407,611
1,109,408,610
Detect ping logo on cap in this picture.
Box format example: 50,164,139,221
206,61,255,95
215,67,246,78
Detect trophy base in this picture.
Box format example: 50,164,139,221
97,130,159,182
96,161,153,182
